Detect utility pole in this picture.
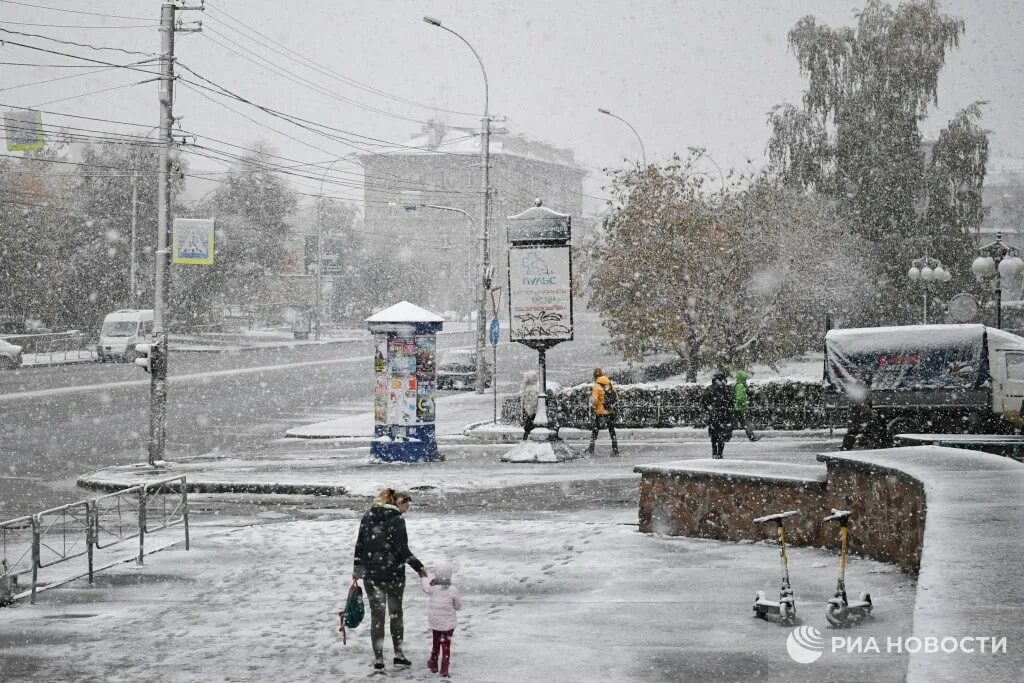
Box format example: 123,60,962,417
129,166,138,309
151,1,202,466
476,113,491,394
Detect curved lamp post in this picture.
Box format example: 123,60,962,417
972,232,1024,329
316,158,346,341
419,203,476,321
598,107,647,167
424,15,491,393
907,255,951,324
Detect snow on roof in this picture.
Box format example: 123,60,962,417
634,459,826,484
365,301,444,324
826,324,1024,355
825,324,987,353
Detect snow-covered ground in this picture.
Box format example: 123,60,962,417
0,505,916,682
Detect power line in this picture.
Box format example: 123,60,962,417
0,0,150,21
0,64,129,93
175,80,481,195
0,27,156,57
0,37,165,73
200,27,431,127
28,79,155,108
203,0,480,120
0,101,162,130
0,19,158,29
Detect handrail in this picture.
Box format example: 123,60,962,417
0,475,190,606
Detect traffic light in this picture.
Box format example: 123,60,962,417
134,343,153,372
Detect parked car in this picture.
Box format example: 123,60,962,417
0,338,23,369
436,348,492,390
97,309,155,362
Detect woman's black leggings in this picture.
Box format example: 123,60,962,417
365,578,406,659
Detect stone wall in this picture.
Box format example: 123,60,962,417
636,463,828,547
825,460,926,572
635,456,928,571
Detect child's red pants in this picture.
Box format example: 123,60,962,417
428,629,454,676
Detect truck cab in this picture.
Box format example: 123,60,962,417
97,309,155,362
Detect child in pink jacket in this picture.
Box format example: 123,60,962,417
420,560,462,678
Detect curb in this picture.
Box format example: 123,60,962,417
76,473,347,497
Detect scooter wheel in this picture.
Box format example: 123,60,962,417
779,601,794,624
826,603,848,628
753,591,766,617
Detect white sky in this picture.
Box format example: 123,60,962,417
1,0,1022,213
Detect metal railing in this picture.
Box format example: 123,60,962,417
1,331,92,364
0,515,34,605
0,475,189,605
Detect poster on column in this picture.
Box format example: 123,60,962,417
508,246,573,343
415,335,436,423
388,337,417,424
373,336,387,424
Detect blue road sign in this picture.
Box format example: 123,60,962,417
489,318,500,346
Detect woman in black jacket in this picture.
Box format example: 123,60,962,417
703,371,734,459
353,488,427,672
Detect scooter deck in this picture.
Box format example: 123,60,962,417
754,510,799,523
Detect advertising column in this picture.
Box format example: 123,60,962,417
366,301,444,462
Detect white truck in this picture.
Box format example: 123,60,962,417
97,309,155,362
824,324,1024,437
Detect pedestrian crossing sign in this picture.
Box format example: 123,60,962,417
172,218,215,265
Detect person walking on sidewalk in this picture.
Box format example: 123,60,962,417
587,368,620,456
734,370,761,442
703,370,734,459
353,488,428,673
420,559,462,678
520,370,540,441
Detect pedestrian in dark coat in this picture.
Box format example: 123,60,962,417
703,370,734,458
841,371,877,451
353,488,427,672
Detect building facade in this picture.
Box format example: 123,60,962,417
360,121,587,316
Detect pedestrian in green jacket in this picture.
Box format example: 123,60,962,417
734,370,761,442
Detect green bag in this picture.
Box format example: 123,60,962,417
344,581,364,629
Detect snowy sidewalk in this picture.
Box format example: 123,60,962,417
0,507,916,682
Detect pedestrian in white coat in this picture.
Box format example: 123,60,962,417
420,559,462,678
520,370,540,441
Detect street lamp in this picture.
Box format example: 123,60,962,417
972,232,1024,329
315,158,347,341
907,255,951,324
686,145,725,193
420,203,476,320
597,107,647,167
424,15,491,394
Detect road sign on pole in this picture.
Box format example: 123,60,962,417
489,318,500,346
172,218,215,265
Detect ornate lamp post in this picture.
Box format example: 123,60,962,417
972,232,1024,329
907,255,951,324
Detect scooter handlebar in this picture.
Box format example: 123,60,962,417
753,510,799,523
824,508,852,522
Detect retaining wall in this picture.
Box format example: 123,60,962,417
635,446,1024,681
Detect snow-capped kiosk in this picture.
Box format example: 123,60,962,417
366,301,444,462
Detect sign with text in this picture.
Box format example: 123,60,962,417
172,218,215,265
4,109,44,152
508,245,573,344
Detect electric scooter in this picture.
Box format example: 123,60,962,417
824,508,873,627
752,510,799,624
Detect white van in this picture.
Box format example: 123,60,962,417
97,309,154,362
